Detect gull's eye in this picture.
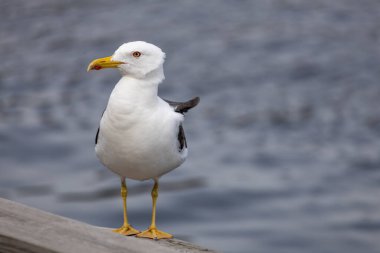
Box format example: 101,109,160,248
132,51,142,58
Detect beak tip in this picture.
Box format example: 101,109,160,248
87,56,121,72
86,65,93,72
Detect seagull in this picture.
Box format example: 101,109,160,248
87,41,199,240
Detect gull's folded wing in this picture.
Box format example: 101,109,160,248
164,97,200,151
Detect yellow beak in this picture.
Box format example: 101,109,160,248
87,56,125,72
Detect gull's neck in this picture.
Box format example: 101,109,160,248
111,66,164,107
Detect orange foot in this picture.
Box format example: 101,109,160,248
136,226,173,240
113,224,139,236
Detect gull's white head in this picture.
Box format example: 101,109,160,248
87,41,166,80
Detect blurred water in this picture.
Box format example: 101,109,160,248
1,0,380,252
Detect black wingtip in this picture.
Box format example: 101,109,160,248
178,96,200,113
192,96,200,106
164,96,200,114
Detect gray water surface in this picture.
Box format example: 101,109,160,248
1,1,380,253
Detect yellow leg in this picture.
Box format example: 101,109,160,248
136,179,173,240
113,178,139,236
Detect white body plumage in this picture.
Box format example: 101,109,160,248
95,70,187,181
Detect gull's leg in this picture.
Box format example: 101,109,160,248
136,179,173,240
113,177,139,236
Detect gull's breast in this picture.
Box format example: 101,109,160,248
95,103,187,180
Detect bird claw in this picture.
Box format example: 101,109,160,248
113,224,139,236
136,226,173,240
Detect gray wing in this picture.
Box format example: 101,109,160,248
164,97,200,151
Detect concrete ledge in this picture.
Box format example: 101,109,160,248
0,198,216,253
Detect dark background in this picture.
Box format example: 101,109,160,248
1,1,380,252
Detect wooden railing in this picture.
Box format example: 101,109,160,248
0,198,216,253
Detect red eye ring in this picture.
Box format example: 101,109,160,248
132,51,141,58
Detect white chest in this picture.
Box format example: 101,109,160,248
95,82,187,180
